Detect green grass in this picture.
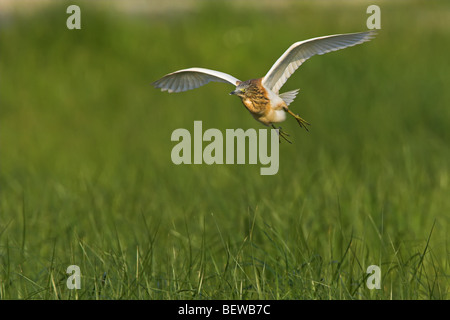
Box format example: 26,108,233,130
1,0,449,299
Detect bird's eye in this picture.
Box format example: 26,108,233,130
240,88,246,93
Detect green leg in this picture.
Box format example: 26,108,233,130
272,124,292,144
286,109,310,131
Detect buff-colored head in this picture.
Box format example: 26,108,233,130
229,80,258,97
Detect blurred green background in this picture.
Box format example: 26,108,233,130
0,0,449,299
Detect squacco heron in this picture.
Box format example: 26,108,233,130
153,31,376,143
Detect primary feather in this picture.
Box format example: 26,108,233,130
262,31,376,94
152,67,241,93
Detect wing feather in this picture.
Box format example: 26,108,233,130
152,67,241,93
172,77,180,93
279,89,300,106
262,31,376,93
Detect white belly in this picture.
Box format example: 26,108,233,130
271,109,286,123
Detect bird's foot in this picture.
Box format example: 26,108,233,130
285,108,310,132
272,125,292,144
294,115,310,131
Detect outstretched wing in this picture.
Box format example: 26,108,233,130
152,67,241,93
262,31,376,93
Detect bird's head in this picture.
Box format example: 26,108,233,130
229,81,250,97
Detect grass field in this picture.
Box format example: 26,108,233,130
1,0,449,299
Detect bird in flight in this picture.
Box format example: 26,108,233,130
153,31,376,143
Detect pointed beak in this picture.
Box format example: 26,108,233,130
229,90,236,95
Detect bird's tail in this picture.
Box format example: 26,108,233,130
279,89,300,106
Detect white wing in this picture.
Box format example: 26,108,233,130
279,89,300,106
152,67,241,93
262,31,376,93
